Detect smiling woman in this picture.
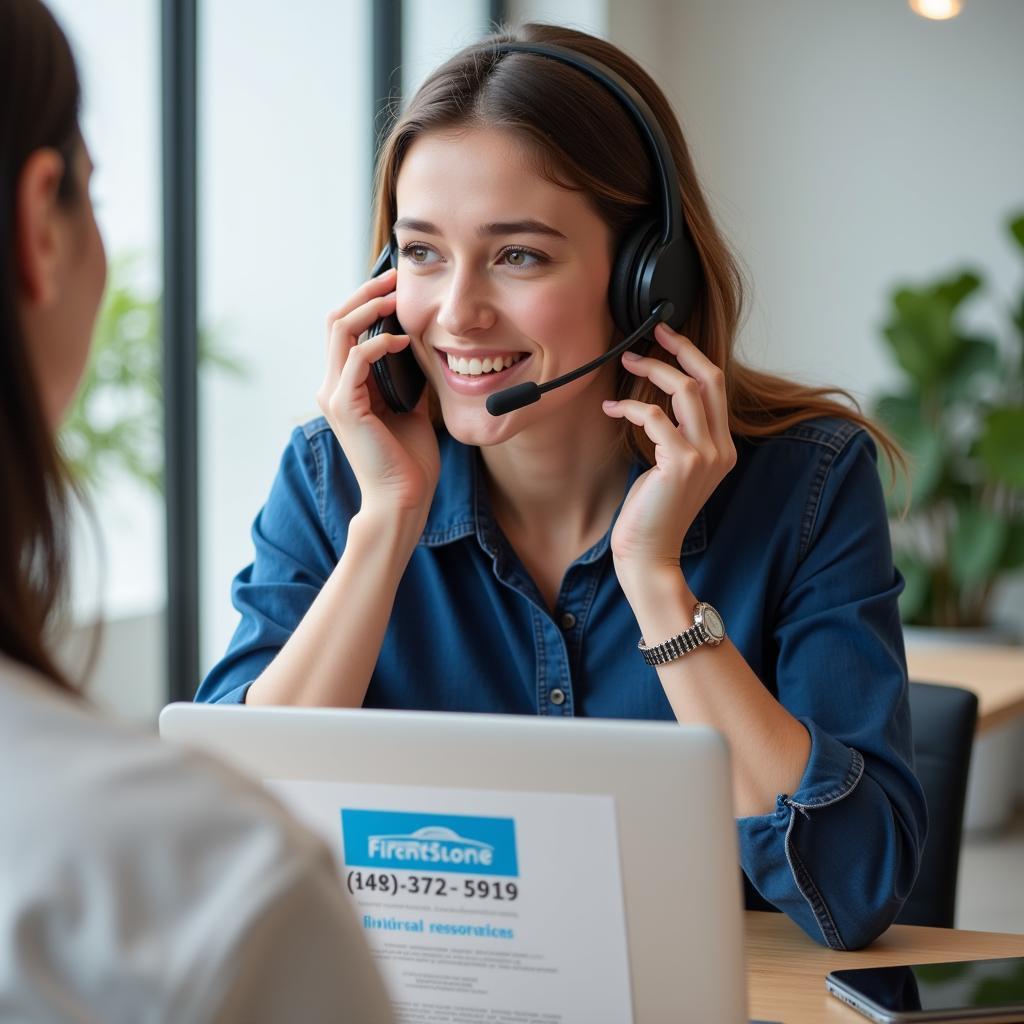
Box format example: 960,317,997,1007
198,23,927,953
391,128,616,447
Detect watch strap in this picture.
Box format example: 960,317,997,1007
637,620,712,666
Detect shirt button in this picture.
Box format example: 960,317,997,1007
549,688,566,706
560,612,576,630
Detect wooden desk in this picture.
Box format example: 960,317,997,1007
905,645,1024,734
746,911,1024,1022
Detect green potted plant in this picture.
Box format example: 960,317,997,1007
60,255,242,493
873,212,1024,634
56,257,241,719
874,213,1024,833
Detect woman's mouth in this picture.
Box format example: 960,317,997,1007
436,350,531,394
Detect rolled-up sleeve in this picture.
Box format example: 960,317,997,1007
737,430,927,950
195,423,344,705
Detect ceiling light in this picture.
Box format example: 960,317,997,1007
908,0,963,20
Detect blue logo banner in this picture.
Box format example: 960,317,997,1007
341,809,519,877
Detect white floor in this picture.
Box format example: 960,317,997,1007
957,807,1024,933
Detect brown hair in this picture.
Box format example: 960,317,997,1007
370,23,900,468
0,0,82,687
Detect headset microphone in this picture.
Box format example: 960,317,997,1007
485,302,674,417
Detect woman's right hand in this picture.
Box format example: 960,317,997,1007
317,267,441,526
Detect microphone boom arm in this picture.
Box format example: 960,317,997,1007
485,301,674,417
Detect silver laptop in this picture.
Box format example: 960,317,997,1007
160,704,748,1023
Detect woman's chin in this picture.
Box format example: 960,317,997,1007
437,400,523,448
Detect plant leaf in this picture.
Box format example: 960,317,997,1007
895,552,932,623
882,273,981,384
59,255,243,494
977,407,1024,489
1000,520,1024,570
1009,212,1024,251
949,504,1008,590
943,335,1001,401
873,392,946,507
934,270,982,310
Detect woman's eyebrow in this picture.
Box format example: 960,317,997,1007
479,219,567,239
394,216,566,240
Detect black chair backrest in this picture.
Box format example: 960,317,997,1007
896,681,978,928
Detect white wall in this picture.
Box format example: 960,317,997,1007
608,0,1024,630
611,0,1024,393
58,611,166,724
509,0,607,35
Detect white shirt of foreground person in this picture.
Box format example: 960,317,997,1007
0,655,392,1023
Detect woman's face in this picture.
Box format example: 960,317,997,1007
393,127,617,446
22,139,107,428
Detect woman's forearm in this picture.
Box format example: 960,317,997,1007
245,512,422,707
617,563,811,817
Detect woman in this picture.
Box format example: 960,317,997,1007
0,2,391,1019
198,24,926,951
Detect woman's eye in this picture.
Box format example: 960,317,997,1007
399,243,439,265
498,246,545,269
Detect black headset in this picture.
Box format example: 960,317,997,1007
365,41,700,416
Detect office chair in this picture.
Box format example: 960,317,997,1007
896,681,979,928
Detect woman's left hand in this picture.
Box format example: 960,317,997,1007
604,322,736,588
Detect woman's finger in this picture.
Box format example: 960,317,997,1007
653,323,732,453
324,267,397,338
602,398,698,462
325,291,398,381
331,331,412,418
621,351,715,457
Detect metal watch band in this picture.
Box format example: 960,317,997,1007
637,602,726,667
637,622,711,666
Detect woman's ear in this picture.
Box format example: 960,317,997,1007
14,148,68,308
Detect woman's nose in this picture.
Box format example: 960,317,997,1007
435,266,497,337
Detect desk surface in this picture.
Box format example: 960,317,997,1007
905,644,1024,734
746,910,1024,1023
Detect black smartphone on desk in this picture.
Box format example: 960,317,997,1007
364,240,425,413
826,957,1024,1022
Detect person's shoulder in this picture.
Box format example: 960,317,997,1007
739,415,871,459
721,416,881,527
732,415,878,486
0,658,384,1020
0,656,321,869
271,416,360,519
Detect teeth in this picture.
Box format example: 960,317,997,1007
446,353,523,376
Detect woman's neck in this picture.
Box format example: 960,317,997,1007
480,390,632,551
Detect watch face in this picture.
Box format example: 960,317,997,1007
701,605,725,640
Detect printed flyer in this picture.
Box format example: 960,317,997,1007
265,780,634,1024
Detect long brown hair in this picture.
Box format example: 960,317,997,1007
371,23,900,467
0,0,82,687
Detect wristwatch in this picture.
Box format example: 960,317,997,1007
637,602,726,666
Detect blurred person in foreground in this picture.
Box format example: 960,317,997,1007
0,1,393,1019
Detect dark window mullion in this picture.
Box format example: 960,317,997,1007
161,0,199,704
372,0,403,184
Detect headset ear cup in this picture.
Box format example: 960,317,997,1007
609,220,659,336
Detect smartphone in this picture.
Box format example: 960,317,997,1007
826,957,1024,1022
364,240,426,413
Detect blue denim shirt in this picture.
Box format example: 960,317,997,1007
197,415,926,951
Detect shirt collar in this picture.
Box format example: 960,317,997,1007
418,431,707,557
419,431,477,546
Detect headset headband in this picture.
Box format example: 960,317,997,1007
488,42,683,247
